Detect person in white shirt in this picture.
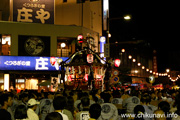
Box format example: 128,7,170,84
27,98,40,120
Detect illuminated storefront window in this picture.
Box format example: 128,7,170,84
0,74,4,91
25,79,38,90
57,38,74,57
15,79,25,90
0,34,11,55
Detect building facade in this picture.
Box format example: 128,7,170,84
109,40,157,87
0,0,103,91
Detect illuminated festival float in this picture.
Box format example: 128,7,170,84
60,48,107,90
58,35,108,91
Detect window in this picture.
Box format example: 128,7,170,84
0,34,11,55
63,0,67,2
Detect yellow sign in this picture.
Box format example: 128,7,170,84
112,76,119,83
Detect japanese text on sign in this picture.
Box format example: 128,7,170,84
13,0,54,24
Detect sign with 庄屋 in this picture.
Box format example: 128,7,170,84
13,0,54,24
0,56,68,71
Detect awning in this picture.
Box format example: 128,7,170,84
37,81,51,86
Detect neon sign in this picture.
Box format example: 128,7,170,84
0,56,68,71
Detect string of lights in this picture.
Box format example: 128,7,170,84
119,48,179,82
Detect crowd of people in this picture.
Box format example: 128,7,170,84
0,87,180,120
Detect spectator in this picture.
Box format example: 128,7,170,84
27,98,40,120
53,96,69,120
170,93,180,113
89,103,101,120
14,104,29,120
134,105,145,120
45,112,63,120
158,101,172,120
154,109,166,120
141,92,155,120
157,91,162,101
7,93,15,120
121,89,130,100
66,96,76,117
19,93,29,108
0,93,12,120
173,103,180,120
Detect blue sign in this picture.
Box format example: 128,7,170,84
112,76,119,83
0,56,68,71
100,36,106,53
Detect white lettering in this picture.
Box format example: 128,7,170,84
35,57,48,70
4,61,31,66
35,9,50,24
17,7,33,22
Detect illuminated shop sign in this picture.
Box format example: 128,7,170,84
0,56,68,71
13,0,54,24
100,36,106,63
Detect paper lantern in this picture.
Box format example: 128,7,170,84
114,59,121,67
87,54,94,63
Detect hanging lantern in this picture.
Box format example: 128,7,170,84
87,54,94,63
50,57,56,66
77,34,83,43
114,59,121,67
149,75,155,84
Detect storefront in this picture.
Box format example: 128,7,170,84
0,56,68,91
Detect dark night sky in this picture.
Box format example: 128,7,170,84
109,0,180,72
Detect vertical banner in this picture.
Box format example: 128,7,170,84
100,36,106,63
13,0,54,24
51,77,59,92
18,35,50,56
103,0,109,30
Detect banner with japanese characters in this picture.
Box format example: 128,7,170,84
0,56,68,71
13,0,54,24
18,35,50,56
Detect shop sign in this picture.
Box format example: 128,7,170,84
13,0,54,24
0,56,68,71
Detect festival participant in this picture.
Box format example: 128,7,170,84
122,89,140,114
99,92,118,120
